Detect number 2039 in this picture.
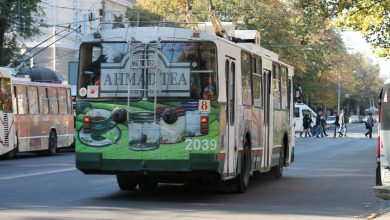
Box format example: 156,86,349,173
185,139,217,151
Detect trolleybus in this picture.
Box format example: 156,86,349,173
0,67,75,159
75,23,295,193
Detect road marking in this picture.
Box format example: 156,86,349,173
0,168,76,180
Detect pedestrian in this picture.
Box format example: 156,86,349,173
303,113,312,137
333,112,340,138
321,115,328,137
339,110,347,137
365,113,374,138
315,111,324,138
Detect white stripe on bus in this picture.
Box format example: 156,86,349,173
18,134,74,139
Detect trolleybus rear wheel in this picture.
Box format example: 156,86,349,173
138,177,158,191
48,130,57,155
235,143,251,193
116,174,137,191
271,147,284,179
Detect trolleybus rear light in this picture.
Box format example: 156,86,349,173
200,116,209,134
83,116,91,133
218,153,225,161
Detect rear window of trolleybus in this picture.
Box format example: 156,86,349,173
77,41,218,101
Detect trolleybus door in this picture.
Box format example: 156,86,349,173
263,69,272,169
225,58,236,175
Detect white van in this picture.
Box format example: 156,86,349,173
294,102,317,136
374,79,390,199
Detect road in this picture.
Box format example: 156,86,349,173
0,123,388,220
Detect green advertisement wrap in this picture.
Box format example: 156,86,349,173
75,100,220,162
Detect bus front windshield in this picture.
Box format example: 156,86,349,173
77,41,217,101
0,77,12,112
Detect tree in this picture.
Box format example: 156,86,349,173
293,0,390,58
0,0,43,66
333,0,389,58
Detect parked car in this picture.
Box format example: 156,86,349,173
325,115,336,130
348,115,360,123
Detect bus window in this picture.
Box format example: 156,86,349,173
27,86,39,114
252,57,262,108
0,77,12,112
273,63,281,109
38,87,49,114
78,43,103,89
241,51,252,105
16,85,28,114
58,88,68,114
158,41,217,100
48,88,58,114
67,88,72,113
281,66,288,110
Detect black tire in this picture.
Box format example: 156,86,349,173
376,163,382,186
116,174,137,191
235,143,251,193
271,147,284,179
48,130,57,156
138,177,158,191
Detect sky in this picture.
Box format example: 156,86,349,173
341,31,390,79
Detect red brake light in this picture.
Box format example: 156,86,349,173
84,116,91,123
200,116,209,134
83,116,91,133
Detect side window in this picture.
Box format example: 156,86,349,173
48,87,58,114
27,86,39,114
15,85,28,114
273,63,281,109
67,88,72,113
241,51,252,105
252,57,262,108
294,107,300,117
38,87,49,114
230,62,235,125
281,66,288,110
58,88,68,114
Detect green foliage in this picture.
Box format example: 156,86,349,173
293,0,389,58
0,0,43,65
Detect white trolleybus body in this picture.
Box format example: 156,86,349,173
0,67,74,158
75,23,295,192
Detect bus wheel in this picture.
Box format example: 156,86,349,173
376,163,382,186
138,177,158,191
48,130,57,155
235,145,251,193
271,147,284,179
116,174,137,191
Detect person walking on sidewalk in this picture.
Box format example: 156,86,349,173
315,111,324,138
303,113,312,137
339,110,347,137
365,113,374,138
333,112,340,138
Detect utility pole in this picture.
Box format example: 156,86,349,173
52,0,57,71
337,72,340,114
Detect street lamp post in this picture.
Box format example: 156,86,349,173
337,72,340,114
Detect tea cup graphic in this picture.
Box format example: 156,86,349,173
86,109,112,140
